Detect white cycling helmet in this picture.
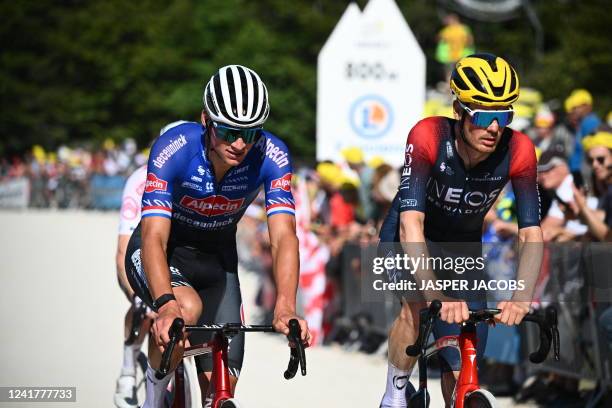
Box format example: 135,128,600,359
203,65,270,128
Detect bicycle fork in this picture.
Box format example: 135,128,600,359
210,332,232,408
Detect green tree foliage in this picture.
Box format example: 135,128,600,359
1,0,609,158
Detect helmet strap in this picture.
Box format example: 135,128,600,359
457,111,476,168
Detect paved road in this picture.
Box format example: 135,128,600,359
0,210,524,407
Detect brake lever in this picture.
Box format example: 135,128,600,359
284,319,306,379
155,318,184,379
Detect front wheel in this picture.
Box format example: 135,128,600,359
219,398,242,408
464,389,497,408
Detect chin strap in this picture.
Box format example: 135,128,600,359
458,111,474,168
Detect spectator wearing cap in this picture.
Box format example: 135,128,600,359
538,147,598,242
569,132,612,241
564,89,601,181
341,146,375,222
529,107,573,157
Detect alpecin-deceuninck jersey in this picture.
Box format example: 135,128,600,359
140,121,295,247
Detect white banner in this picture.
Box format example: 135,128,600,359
0,177,30,208
317,0,426,167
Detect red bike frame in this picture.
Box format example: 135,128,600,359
157,319,306,408
407,301,559,408
172,332,232,408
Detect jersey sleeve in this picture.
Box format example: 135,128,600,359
118,166,146,234
398,118,440,213
141,125,193,219
260,136,295,218
509,131,541,228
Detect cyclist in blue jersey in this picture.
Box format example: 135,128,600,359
125,65,310,408
377,54,544,407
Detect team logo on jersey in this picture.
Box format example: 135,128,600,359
180,195,245,217
270,173,292,192
145,173,168,193
349,95,393,139
197,165,206,176
152,135,187,168
439,162,454,175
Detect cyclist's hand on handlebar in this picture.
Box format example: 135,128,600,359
430,300,469,324
153,300,184,349
273,308,312,347
495,300,531,326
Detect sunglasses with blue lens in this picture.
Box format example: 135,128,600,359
458,101,514,128
209,121,262,144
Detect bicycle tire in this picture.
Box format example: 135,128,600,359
219,398,242,408
464,389,497,408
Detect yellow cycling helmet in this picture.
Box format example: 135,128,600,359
450,53,520,107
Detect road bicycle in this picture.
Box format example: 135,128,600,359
405,300,560,408
156,318,307,408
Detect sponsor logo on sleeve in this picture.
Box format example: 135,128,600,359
179,195,245,217
152,134,187,168
270,173,292,192
145,173,168,193
254,137,289,168
400,199,418,208
400,144,414,191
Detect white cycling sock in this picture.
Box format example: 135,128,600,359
143,365,172,408
120,344,138,377
380,363,413,408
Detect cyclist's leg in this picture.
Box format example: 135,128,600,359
126,241,204,408
379,195,421,407
193,271,244,399
378,195,425,407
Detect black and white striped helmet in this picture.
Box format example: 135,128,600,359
203,65,270,128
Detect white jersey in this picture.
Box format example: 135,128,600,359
118,165,147,235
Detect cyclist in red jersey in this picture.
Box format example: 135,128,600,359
378,54,543,407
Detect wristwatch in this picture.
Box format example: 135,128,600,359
153,293,176,311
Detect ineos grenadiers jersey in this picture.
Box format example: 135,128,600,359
388,116,540,242
141,121,295,246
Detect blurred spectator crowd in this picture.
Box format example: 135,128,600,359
0,139,148,209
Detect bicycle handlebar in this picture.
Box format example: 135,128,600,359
155,318,307,380
405,300,560,364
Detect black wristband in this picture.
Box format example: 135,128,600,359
152,293,176,311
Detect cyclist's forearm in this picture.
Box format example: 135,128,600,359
399,216,437,288
514,226,543,302
271,234,299,312
141,234,172,300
